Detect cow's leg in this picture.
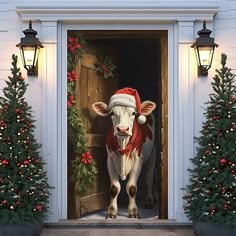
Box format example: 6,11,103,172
144,144,156,208
106,156,121,219
126,156,143,218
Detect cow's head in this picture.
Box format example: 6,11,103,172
92,100,156,138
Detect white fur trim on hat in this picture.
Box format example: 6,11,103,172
137,115,146,124
108,93,136,110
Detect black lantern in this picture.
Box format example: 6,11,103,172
16,20,43,76
191,21,218,76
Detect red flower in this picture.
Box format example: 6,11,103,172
67,69,77,82
68,36,81,53
67,95,75,108
81,151,93,164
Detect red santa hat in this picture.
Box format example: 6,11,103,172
108,87,146,124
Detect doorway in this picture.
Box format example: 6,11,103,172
67,30,168,220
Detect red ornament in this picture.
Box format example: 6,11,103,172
232,124,236,130
1,159,9,166
213,115,220,121
2,200,7,205
221,187,226,194
223,203,228,210
205,150,210,155
35,204,44,211
210,207,216,214
219,158,227,165
18,73,24,81
15,108,22,114
23,160,30,165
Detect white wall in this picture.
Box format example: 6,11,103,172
0,1,42,143
194,0,236,147
0,0,236,223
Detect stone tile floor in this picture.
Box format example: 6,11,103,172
40,208,195,236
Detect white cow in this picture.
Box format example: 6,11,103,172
92,88,156,219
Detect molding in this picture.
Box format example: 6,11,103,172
16,1,219,23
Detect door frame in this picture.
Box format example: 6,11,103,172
16,1,219,222
61,23,175,220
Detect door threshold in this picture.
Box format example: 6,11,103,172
44,219,192,229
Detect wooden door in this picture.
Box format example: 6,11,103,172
68,42,119,218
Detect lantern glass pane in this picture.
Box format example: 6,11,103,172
198,47,214,67
23,46,36,67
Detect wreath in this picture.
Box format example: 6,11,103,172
67,33,97,194
95,56,117,79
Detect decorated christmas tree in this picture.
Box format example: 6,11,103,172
0,54,49,224
183,53,236,229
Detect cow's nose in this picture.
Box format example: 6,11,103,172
117,126,129,133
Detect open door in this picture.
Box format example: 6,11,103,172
68,31,168,219
68,40,119,218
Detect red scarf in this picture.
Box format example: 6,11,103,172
106,116,153,157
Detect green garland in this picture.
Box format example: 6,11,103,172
67,33,97,195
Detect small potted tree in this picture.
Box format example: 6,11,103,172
183,54,236,236
0,55,50,236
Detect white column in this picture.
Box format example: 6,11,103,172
40,20,59,222
175,20,195,222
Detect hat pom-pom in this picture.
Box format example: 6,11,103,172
137,115,146,124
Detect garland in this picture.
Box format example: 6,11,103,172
67,33,97,195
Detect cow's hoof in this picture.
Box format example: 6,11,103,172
105,214,116,219
128,213,141,219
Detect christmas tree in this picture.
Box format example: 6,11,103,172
183,54,236,229
0,54,50,224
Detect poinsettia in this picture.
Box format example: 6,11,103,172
67,69,77,82
67,36,81,54
81,151,93,164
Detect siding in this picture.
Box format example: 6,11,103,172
0,2,21,95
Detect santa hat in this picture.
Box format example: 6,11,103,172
108,87,146,124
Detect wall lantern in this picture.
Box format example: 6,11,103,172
16,20,43,76
191,21,218,76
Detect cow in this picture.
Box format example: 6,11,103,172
92,87,156,219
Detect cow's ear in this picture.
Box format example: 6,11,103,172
141,101,156,115
92,102,109,116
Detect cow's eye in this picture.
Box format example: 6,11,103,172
132,111,137,116
109,111,114,116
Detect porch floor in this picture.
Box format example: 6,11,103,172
79,207,158,220
40,228,195,236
